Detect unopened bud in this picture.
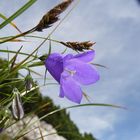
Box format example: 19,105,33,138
12,88,24,120
25,74,33,91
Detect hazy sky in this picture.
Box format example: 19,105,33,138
1,0,140,140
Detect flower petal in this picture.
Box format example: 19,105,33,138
64,59,100,85
74,50,95,62
45,53,63,83
59,86,65,98
60,72,83,103
63,54,73,61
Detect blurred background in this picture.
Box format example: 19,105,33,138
0,0,140,140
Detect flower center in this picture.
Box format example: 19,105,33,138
65,68,76,76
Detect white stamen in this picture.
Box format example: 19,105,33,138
65,68,76,76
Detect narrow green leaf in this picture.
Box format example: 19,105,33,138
38,125,44,140
0,49,37,58
28,61,44,67
91,63,108,69
18,102,125,137
0,0,37,29
36,131,83,140
0,79,24,88
24,67,42,76
10,46,23,69
48,37,52,56
0,13,22,33
61,48,67,54
43,103,125,119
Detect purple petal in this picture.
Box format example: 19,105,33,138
63,54,73,61
64,59,100,85
59,86,65,98
60,72,83,103
45,53,63,83
74,50,95,62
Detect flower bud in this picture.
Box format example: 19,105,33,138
25,74,33,91
12,88,24,120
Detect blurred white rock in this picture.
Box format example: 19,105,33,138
5,115,67,140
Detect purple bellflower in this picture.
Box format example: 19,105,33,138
45,50,99,104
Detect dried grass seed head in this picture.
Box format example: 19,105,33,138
35,0,74,31
60,41,96,51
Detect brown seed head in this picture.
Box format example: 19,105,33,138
60,41,96,51
35,0,74,31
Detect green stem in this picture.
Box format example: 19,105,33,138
26,35,61,43
0,27,36,44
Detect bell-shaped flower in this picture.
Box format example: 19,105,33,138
45,50,99,103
